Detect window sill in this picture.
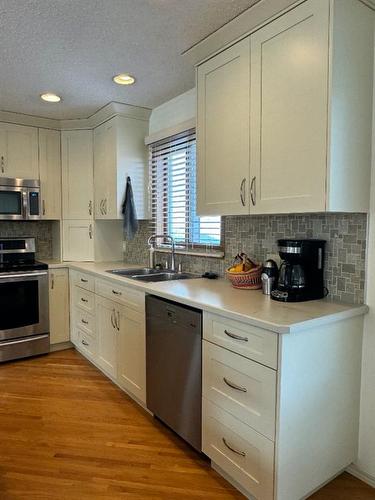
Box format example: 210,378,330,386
155,247,224,259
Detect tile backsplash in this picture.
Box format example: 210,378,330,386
124,213,367,304
0,221,53,259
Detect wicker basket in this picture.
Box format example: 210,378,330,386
226,264,262,290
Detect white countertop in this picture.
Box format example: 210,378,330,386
42,260,368,334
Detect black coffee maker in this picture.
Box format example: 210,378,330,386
271,239,326,302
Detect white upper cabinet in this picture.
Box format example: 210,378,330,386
94,115,149,220
39,128,61,220
0,123,39,179
62,220,94,261
197,0,373,216
61,130,94,219
197,39,250,216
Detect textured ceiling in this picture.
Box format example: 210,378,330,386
0,0,259,119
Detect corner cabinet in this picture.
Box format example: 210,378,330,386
0,123,39,179
197,0,374,216
94,115,149,220
39,129,62,219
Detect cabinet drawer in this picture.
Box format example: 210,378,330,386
203,399,274,500
71,270,95,292
74,307,95,338
95,278,144,311
76,329,97,360
203,312,278,369
203,340,276,441
73,286,95,313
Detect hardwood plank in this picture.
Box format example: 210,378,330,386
0,349,373,499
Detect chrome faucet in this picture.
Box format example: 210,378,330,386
147,234,176,271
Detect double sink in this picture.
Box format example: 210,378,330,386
106,267,198,283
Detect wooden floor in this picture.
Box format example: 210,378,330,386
0,349,373,500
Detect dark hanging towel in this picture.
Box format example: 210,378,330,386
122,176,139,240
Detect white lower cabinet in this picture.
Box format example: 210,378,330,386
70,273,146,404
117,305,146,403
49,268,70,345
96,295,118,378
203,399,274,500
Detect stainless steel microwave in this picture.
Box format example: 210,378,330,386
0,177,40,220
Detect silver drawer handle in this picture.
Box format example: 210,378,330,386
80,278,88,283
223,377,247,393
112,289,122,296
81,319,89,325
222,438,246,457
82,340,89,346
81,298,88,303
224,329,248,342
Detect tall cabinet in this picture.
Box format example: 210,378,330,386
39,129,62,219
61,130,94,261
197,0,373,216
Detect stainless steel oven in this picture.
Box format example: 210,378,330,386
0,177,41,220
0,238,49,362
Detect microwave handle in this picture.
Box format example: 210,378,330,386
22,190,28,219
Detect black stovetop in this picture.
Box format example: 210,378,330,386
0,260,48,273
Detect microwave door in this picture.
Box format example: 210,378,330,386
0,186,25,220
26,188,41,220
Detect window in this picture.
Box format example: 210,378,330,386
150,129,222,254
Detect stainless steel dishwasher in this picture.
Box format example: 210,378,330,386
146,295,202,452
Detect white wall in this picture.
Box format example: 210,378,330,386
357,72,375,481
148,88,196,135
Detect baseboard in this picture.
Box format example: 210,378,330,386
347,464,375,489
50,341,73,352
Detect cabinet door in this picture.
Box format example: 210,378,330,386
0,123,39,179
39,129,61,219
49,268,70,345
250,0,329,214
93,121,116,219
61,130,94,219
62,220,94,261
197,38,250,216
96,296,118,378
117,305,146,403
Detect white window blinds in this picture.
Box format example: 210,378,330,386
150,129,222,253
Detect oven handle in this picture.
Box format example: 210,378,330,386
0,334,49,347
0,271,48,279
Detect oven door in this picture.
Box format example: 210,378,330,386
0,186,27,220
0,270,49,341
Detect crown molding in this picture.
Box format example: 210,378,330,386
183,0,320,67
0,101,152,131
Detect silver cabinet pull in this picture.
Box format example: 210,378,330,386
82,339,89,346
116,310,120,331
222,438,246,457
250,176,256,206
110,310,116,329
50,273,55,290
99,199,104,215
224,329,248,342
88,200,93,215
223,377,247,393
42,199,46,216
240,178,246,206
81,319,88,325
80,278,88,283
104,198,107,215
81,297,88,303
1,155,5,173
112,289,122,296
88,224,93,239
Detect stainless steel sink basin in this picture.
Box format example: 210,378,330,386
132,272,198,282
107,268,161,277
106,268,199,282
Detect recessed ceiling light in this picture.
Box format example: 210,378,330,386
40,93,61,103
113,73,136,85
